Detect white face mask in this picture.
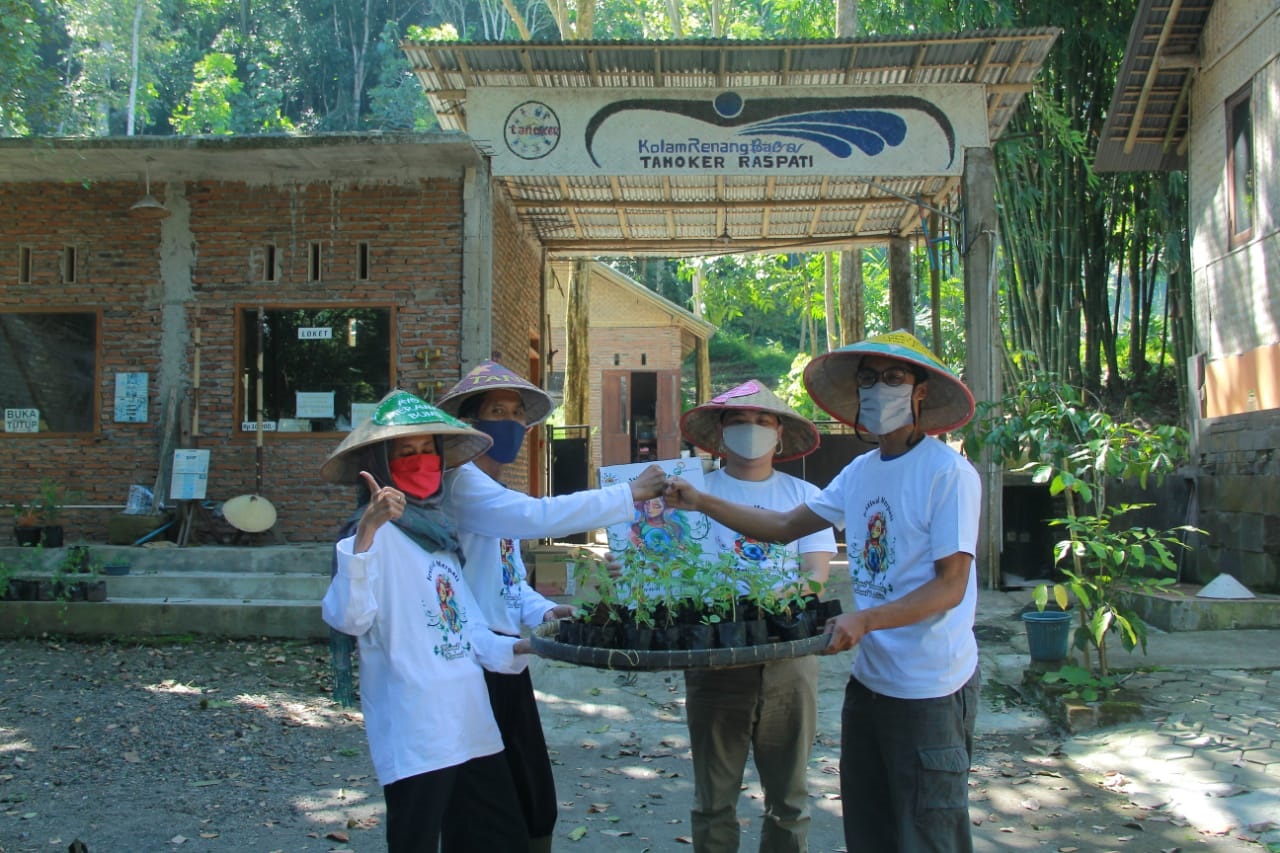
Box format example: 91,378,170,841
721,423,779,459
858,384,916,435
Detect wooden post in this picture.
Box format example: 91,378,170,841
692,262,711,403
839,246,864,345
889,236,913,333
962,147,1003,589
565,259,593,483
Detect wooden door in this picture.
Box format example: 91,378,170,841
600,369,631,467
656,369,681,460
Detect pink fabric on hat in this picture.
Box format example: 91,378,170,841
711,379,762,403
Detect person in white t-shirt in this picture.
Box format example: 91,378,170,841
665,332,981,853
676,380,836,853
436,360,667,853
320,390,531,853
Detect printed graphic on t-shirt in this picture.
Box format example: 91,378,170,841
851,498,896,600
422,560,473,660
499,538,522,609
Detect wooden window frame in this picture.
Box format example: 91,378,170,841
1226,81,1254,248
234,303,397,438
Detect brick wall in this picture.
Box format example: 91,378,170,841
487,192,544,494
2,169,543,543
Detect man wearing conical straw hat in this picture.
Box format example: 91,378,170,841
666,332,981,853
320,390,532,852
437,359,668,853
678,379,836,853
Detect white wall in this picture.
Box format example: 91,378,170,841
1188,0,1280,359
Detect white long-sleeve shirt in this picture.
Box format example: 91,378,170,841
444,462,637,635
321,523,527,786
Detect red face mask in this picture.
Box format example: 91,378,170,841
388,452,443,499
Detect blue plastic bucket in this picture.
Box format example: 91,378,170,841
1022,610,1073,661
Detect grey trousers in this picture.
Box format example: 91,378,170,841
684,656,820,853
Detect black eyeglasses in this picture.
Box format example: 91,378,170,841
856,366,913,388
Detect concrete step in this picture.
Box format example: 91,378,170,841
0,544,333,575
1,543,334,640
0,599,327,640
102,571,329,601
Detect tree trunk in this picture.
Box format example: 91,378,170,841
565,259,591,428
836,0,857,37
929,211,942,353
824,252,838,352
127,0,143,136
839,248,863,345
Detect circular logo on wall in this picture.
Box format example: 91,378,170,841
504,101,561,160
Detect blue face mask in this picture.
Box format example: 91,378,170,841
474,418,527,464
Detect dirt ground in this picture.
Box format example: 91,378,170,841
0,635,1265,853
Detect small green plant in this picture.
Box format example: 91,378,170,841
1041,664,1119,702
37,478,73,526
963,376,1202,682
11,500,41,526
1049,504,1198,676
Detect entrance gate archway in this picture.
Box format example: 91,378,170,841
404,32,1061,585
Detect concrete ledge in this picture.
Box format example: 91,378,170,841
1124,585,1280,631
0,544,333,575
0,599,328,640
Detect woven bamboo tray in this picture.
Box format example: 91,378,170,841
530,621,832,671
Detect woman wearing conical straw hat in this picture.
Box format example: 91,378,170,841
437,360,667,853
320,390,531,852
666,331,981,853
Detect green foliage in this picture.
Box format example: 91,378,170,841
774,353,820,422
11,477,76,526
1041,664,1118,702
964,377,1200,680
1050,505,1197,660
365,22,437,131
171,51,242,135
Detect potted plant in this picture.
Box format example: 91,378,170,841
36,477,70,547
962,376,1203,685
11,500,43,546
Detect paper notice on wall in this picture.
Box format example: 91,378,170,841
4,408,40,433
350,402,377,428
295,391,335,419
171,449,211,501
113,372,149,423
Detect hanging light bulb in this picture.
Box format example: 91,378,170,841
129,169,170,219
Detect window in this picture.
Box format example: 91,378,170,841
308,242,322,282
1226,83,1254,246
63,246,77,283
263,244,278,282
357,242,370,281
18,246,31,284
239,306,393,433
0,311,99,433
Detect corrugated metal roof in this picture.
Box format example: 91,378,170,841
1095,0,1214,173
405,33,1059,255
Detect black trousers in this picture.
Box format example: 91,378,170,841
383,751,528,852
484,667,559,840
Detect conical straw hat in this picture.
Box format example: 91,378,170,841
680,379,820,462
803,330,975,434
436,360,554,425
320,390,492,484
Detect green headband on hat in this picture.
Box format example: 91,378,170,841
320,390,492,484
